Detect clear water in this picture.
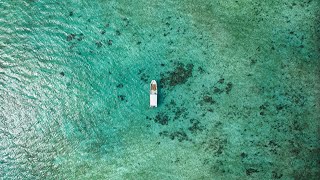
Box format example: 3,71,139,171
0,0,319,179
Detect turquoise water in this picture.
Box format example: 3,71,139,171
0,0,319,179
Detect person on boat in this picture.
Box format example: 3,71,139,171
151,84,157,91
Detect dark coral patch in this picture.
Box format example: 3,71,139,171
160,63,193,88
169,130,190,142
202,95,215,104
138,69,149,83
159,129,190,142
209,78,234,95
122,17,129,26
154,112,170,125
173,107,187,120
77,33,84,41
246,168,259,176
198,67,205,74
218,78,225,84
116,83,123,88
250,57,257,64
117,95,126,101
272,171,283,179
213,87,223,94
188,119,204,134
225,82,233,94
240,152,247,158
66,34,76,41
95,41,103,48
202,137,226,155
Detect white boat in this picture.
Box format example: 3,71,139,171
150,80,157,108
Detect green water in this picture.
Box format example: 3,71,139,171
0,0,319,179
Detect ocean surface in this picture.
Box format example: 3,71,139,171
0,0,319,179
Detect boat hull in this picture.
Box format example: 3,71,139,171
150,94,157,107
150,80,157,108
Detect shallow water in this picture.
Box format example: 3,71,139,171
0,0,319,179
